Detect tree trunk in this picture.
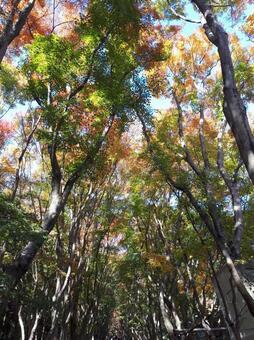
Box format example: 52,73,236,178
191,0,254,185
4,188,62,283
0,0,35,62
159,286,174,338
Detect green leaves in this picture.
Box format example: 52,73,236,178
0,194,40,258
88,0,140,34
23,34,80,92
0,62,20,112
234,61,254,101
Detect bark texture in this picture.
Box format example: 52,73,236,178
191,0,254,185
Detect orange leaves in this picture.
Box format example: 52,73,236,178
145,253,172,272
185,114,217,140
136,3,180,69
137,27,164,67
145,28,217,101
243,12,254,39
169,31,215,80
9,0,80,53
37,0,46,7
137,23,180,70
139,2,161,21
9,1,51,51
0,156,15,190
106,120,130,164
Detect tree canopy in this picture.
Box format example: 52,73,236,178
0,0,254,339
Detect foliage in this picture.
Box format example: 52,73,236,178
0,195,40,257
0,0,254,338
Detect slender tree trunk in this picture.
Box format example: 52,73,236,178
159,285,174,338
191,0,254,185
28,310,41,340
136,109,254,318
4,187,63,283
217,120,244,259
11,115,41,201
3,117,114,283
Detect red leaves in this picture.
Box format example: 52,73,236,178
0,120,13,149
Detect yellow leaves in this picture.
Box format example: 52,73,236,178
88,90,108,109
90,92,103,107
82,34,97,46
206,78,215,87
243,12,254,39
144,25,218,100
0,157,15,174
163,39,173,56
176,40,185,51
145,253,172,272
146,64,168,97
231,34,247,62
151,29,215,97
0,156,15,188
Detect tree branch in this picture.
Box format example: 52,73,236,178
191,0,254,185
167,3,201,24
69,31,111,99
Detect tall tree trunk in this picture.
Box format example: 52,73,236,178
191,0,254,185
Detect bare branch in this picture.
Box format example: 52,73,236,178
173,91,202,177
167,3,201,24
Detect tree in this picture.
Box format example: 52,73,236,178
2,0,144,283
0,0,36,62
0,0,253,338
190,0,254,186
136,17,254,324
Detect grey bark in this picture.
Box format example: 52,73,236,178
159,287,174,338
3,117,114,284
188,210,241,339
191,0,254,185
136,109,254,318
28,310,41,340
217,120,244,259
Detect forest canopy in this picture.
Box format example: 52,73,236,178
0,0,254,339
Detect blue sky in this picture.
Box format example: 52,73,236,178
1,2,253,120
150,2,254,112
